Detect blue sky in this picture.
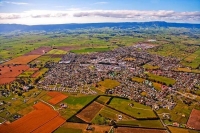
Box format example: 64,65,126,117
0,0,199,25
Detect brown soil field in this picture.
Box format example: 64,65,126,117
48,91,68,105
31,71,40,78
0,77,16,84
59,122,111,133
24,46,52,55
4,55,41,64
0,64,29,84
33,116,65,133
187,109,200,130
76,101,104,122
0,102,65,133
115,127,167,133
28,68,39,71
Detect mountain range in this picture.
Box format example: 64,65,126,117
0,21,200,33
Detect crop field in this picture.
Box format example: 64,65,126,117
117,120,164,128
153,82,162,91
4,55,41,64
18,70,35,77
76,101,104,122
146,73,176,86
187,109,200,130
0,64,29,84
143,64,159,70
60,95,97,119
46,49,67,54
157,97,200,124
115,127,167,133
24,46,52,55
168,126,199,133
30,55,61,67
0,102,65,133
96,96,111,104
47,91,68,105
92,106,135,125
71,47,111,53
108,98,157,118
54,122,111,133
98,79,120,89
31,68,49,78
181,49,200,68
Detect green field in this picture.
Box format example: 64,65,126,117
46,49,67,54
98,79,120,89
117,120,164,128
146,73,176,86
60,95,97,119
143,64,159,70
96,96,111,104
30,55,61,67
181,49,200,69
54,127,82,133
70,47,111,53
108,98,157,118
132,77,145,83
18,70,35,78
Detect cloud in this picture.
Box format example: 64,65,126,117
73,10,200,22
3,1,29,5
0,10,199,24
31,13,68,18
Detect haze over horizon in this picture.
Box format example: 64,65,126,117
0,0,200,25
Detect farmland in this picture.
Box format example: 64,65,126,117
146,73,176,86
0,102,65,133
76,101,104,122
0,24,200,133
108,98,157,119
47,91,68,105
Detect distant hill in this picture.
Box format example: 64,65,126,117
0,21,200,33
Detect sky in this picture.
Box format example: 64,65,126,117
0,0,200,25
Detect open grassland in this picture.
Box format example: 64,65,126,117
132,77,145,83
153,82,162,91
174,67,200,74
143,64,159,70
108,98,157,119
146,73,176,86
60,95,97,119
